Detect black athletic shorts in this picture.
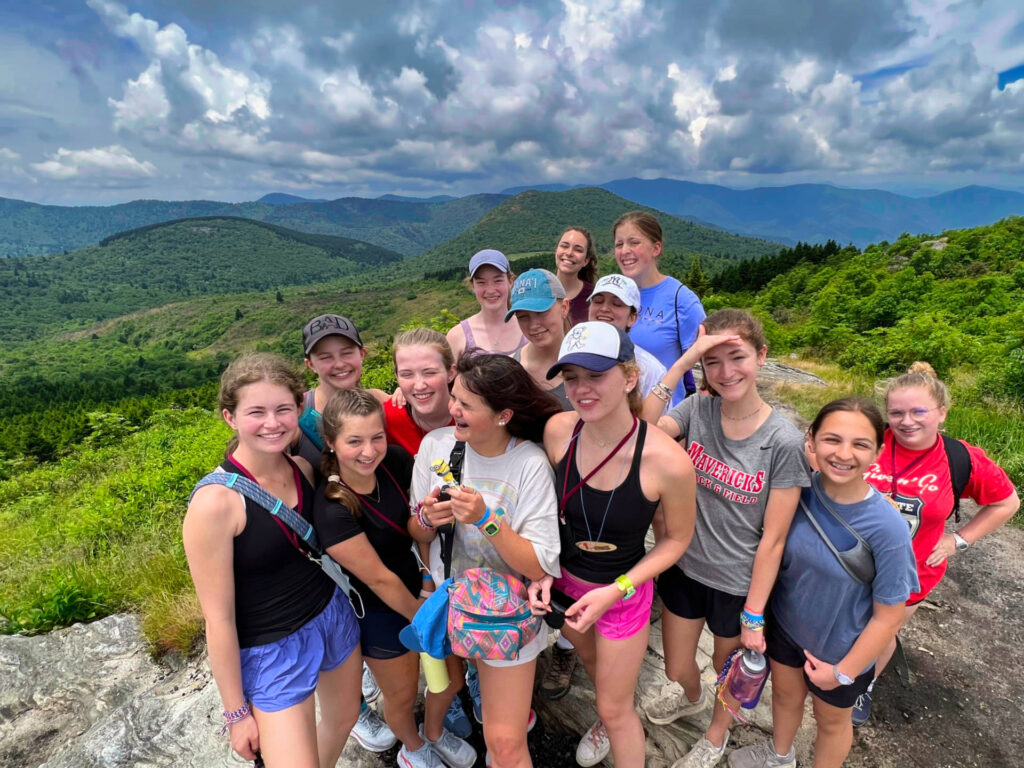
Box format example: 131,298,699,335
765,616,873,709
358,607,410,660
658,565,745,638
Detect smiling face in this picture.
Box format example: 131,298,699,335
395,343,455,420
562,363,636,422
701,329,766,401
223,380,300,456
471,264,512,311
328,412,387,483
588,291,636,331
614,222,662,283
305,335,366,394
809,409,881,496
514,300,567,350
554,229,591,278
885,385,947,451
448,375,510,448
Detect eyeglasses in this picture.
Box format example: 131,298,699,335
886,407,940,422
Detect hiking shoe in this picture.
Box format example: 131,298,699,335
351,705,396,752
420,724,477,768
644,682,710,725
575,719,610,767
852,688,872,727
671,737,726,768
398,741,445,768
362,663,381,704
727,741,796,768
539,644,578,701
443,695,473,739
466,667,482,724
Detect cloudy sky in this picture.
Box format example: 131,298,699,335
2,0,1023,204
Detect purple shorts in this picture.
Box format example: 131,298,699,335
555,570,654,641
240,587,360,712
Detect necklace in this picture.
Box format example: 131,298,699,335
721,401,764,421
577,444,632,552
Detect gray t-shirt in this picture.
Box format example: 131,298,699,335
771,478,919,672
666,395,811,595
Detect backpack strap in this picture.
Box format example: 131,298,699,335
941,435,972,524
437,441,467,580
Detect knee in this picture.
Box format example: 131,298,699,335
323,700,360,733
485,727,527,766
596,696,636,729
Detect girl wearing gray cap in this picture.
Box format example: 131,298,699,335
446,250,527,360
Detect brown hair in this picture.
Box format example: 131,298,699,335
219,353,305,456
393,327,455,373
809,396,886,448
621,360,643,417
456,354,562,442
612,211,663,252
884,361,951,410
698,309,766,397
320,388,387,517
559,227,598,284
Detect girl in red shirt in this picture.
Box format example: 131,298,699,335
860,361,1019,725
385,328,456,457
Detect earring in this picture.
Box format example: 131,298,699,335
498,420,506,426
625,387,632,393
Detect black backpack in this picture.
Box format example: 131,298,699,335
941,435,972,524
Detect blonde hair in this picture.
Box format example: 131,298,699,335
320,389,386,517
393,328,454,372
219,353,304,456
621,360,642,416
885,361,951,409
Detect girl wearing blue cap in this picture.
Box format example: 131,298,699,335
531,322,697,768
447,250,527,360
507,268,573,410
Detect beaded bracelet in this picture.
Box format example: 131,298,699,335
739,609,765,631
651,382,673,402
415,504,435,531
221,702,251,734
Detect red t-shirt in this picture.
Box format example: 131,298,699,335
383,399,453,457
865,430,1015,602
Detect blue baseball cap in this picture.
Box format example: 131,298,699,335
546,321,635,379
504,268,566,322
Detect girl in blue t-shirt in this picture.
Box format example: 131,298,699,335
728,398,917,768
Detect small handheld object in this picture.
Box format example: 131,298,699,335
542,586,575,630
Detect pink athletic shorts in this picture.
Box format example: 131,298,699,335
554,570,654,640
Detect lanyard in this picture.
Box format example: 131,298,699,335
887,433,932,498
341,462,411,538
229,453,304,550
560,415,638,514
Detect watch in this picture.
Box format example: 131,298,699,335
833,665,855,686
475,507,502,537
952,532,970,552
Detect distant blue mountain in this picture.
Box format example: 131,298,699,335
499,183,575,195
256,193,329,204
503,178,1024,247
378,193,457,203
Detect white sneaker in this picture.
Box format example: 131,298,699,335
351,706,396,752
575,719,610,767
644,682,710,725
420,723,477,768
362,662,381,703
727,741,796,768
671,737,726,768
398,741,445,768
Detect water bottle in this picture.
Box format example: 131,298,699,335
727,650,768,708
420,652,451,694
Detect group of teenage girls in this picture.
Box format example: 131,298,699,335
184,211,1020,768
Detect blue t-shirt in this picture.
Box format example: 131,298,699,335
630,276,705,406
770,476,919,673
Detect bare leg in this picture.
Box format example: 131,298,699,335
423,655,465,741
366,652,423,750
477,659,537,768
704,634,744,749
766,661,808,756
809,694,854,768
252,695,320,768
661,608,707,701
313,649,363,768
592,626,650,768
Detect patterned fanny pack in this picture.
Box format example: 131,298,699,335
447,567,542,660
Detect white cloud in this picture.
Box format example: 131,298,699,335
31,145,157,180
0,148,21,160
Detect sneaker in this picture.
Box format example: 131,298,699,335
644,682,710,725
351,705,397,752
852,687,873,727
727,741,796,768
527,708,537,733
671,737,725,768
362,663,381,704
539,644,577,701
575,719,610,767
398,741,444,768
466,667,482,724
420,724,477,768
443,695,473,739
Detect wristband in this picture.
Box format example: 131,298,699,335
415,505,435,531
651,382,673,402
614,574,636,600
221,701,251,734
740,609,765,631
475,507,501,537
422,573,433,581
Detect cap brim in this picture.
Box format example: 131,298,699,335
504,298,556,322
398,622,427,653
546,353,621,380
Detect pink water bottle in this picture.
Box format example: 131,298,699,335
727,650,768,707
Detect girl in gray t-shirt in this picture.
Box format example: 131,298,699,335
645,309,810,768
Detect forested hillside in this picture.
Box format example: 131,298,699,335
0,217,402,340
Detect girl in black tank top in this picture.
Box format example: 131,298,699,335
184,354,362,768
534,323,697,768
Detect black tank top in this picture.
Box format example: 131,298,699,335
223,455,335,648
555,420,660,582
